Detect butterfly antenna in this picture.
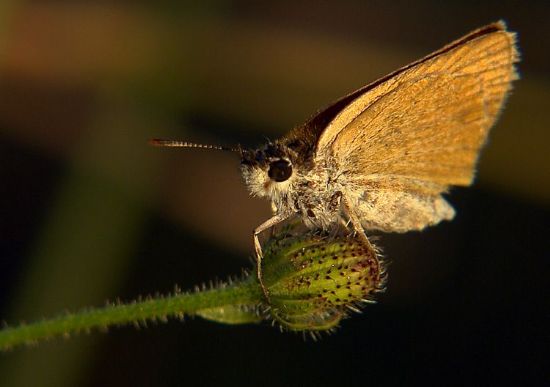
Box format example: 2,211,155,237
149,139,240,153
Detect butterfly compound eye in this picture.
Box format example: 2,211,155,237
268,159,293,182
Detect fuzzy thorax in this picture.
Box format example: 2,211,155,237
240,141,344,230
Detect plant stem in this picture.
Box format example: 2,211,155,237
0,279,262,351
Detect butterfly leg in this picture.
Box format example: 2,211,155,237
342,196,376,253
253,214,287,302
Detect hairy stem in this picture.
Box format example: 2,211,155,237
0,279,262,351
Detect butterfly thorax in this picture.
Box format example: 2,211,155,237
240,140,345,230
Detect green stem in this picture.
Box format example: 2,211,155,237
0,278,262,351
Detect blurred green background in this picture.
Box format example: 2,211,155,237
0,1,548,386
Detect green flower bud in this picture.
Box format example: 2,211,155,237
262,232,386,332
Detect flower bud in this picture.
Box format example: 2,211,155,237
262,232,385,332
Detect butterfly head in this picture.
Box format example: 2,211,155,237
240,142,296,198
149,137,306,201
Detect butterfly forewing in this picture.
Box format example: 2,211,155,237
313,22,518,232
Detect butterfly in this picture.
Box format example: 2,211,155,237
151,21,519,300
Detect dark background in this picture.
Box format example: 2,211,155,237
0,1,548,386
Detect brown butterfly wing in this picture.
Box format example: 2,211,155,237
314,22,518,232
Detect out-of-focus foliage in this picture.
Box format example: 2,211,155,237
0,2,547,387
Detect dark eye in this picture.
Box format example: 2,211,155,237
268,159,293,182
